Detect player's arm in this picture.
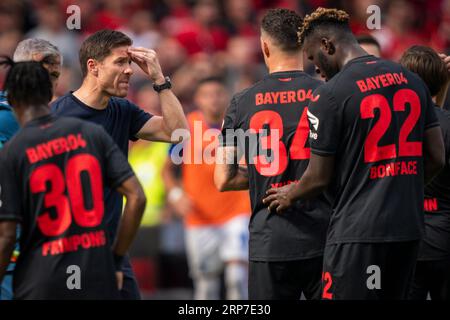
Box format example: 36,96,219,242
129,47,188,143
423,126,445,184
263,154,334,213
263,86,338,212
214,145,249,191
112,175,146,260
0,221,16,282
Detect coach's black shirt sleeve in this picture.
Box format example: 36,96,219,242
308,86,342,156
0,148,21,221
128,101,153,141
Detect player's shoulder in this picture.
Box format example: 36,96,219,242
297,72,323,88
50,92,72,111
230,83,259,106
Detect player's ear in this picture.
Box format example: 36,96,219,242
262,41,270,58
87,58,99,77
320,38,335,55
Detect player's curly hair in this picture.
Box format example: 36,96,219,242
0,56,52,107
298,7,350,46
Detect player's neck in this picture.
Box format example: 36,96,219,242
16,105,50,126
268,53,303,74
73,79,110,110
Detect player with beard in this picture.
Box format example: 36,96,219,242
263,8,445,299
215,9,331,300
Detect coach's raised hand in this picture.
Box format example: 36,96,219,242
128,47,165,84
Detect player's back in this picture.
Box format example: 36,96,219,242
223,70,331,261
308,55,439,244
1,115,120,299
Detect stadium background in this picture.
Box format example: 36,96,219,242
0,0,449,299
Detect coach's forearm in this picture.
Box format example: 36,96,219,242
159,89,189,141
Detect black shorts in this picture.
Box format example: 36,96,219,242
248,256,323,300
409,257,450,300
322,241,419,300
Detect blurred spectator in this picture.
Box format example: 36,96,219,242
222,0,258,37
372,0,426,61
162,77,251,300
357,33,382,57
26,3,79,66
169,0,229,55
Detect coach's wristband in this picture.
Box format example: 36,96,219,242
113,254,125,271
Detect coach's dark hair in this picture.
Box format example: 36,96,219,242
298,7,353,46
261,8,303,52
400,45,449,97
79,29,132,77
0,56,52,107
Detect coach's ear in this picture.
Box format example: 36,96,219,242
87,58,99,76
320,38,335,55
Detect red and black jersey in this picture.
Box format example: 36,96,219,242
307,55,439,245
0,114,134,299
421,106,450,260
222,71,331,261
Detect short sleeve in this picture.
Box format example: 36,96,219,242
128,101,153,141
0,148,21,221
308,86,342,156
220,95,240,147
97,127,135,189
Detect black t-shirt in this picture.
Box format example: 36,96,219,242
0,115,134,299
308,55,439,245
51,93,151,240
222,71,331,261
420,106,450,260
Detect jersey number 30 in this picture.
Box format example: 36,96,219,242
30,154,104,237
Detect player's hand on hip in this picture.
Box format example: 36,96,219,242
262,184,295,213
115,271,124,290
128,47,165,84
